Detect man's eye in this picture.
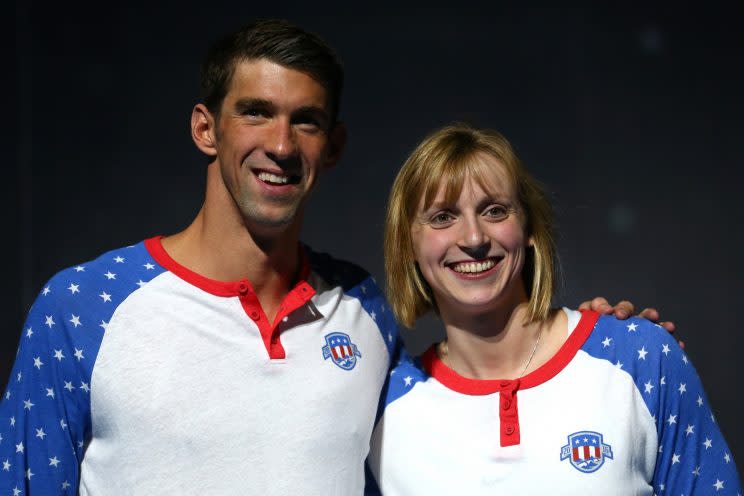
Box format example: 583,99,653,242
243,108,268,118
484,205,509,221
297,122,320,132
294,117,323,132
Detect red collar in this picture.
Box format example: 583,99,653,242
422,310,600,395
144,236,316,360
144,235,313,298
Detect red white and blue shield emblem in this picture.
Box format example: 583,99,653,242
560,431,613,473
322,332,362,371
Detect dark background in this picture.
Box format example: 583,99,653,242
7,2,743,475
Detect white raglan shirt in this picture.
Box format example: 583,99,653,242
368,309,741,495
1,237,399,495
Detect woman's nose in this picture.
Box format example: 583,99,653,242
458,216,488,251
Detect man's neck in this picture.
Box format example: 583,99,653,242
161,164,302,322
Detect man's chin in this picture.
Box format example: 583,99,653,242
242,207,300,232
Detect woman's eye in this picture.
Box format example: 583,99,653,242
430,212,455,226
485,205,509,220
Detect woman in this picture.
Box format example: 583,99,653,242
367,124,740,494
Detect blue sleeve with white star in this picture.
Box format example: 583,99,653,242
365,348,426,494
363,342,407,496
1,274,92,494
584,316,742,494
0,242,165,494
379,350,428,408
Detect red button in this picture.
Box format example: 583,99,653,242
501,399,511,410
238,282,249,295
250,311,260,321
504,424,515,435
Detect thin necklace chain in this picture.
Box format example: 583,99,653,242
517,325,543,378
441,325,544,379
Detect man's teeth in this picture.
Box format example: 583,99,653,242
452,260,496,273
257,172,289,184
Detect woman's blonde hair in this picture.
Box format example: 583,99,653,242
384,124,557,328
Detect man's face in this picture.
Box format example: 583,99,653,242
212,59,338,232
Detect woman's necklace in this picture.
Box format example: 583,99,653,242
440,325,544,379
517,325,543,378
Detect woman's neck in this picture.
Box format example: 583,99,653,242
439,296,567,381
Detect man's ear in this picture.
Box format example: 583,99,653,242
324,121,347,170
527,234,535,247
191,103,218,157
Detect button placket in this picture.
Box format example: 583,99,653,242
498,380,521,447
234,276,316,361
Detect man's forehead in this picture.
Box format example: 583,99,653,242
225,58,329,108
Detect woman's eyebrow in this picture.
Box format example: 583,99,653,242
476,195,511,208
421,200,453,213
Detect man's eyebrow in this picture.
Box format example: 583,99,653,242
292,105,331,123
233,98,275,113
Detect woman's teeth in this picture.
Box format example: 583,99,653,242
451,259,496,273
258,172,289,184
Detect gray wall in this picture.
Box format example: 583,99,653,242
7,2,743,474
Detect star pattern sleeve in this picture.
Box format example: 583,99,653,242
0,280,88,495
365,349,426,494
1,243,165,495
585,315,741,494
649,327,742,494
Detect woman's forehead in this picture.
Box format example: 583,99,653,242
420,152,515,209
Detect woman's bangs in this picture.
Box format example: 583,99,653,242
419,150,472,211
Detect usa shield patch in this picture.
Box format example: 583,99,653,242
322,332,362,371
560,431,613,473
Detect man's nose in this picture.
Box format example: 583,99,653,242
265,119,297,160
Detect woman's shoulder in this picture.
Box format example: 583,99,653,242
579,313,693,395
382,348,432,408
583,313,683,361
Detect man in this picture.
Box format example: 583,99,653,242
0,19,664,494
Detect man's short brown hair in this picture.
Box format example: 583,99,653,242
200,19,344,124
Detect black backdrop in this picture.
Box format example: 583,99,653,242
7,2,743,475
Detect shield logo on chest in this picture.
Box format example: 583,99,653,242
560,430,614,473
322,332,362,371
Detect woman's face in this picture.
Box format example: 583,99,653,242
411,154,532,318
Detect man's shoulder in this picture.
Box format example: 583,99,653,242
305,245,373,292
33,239,165,315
